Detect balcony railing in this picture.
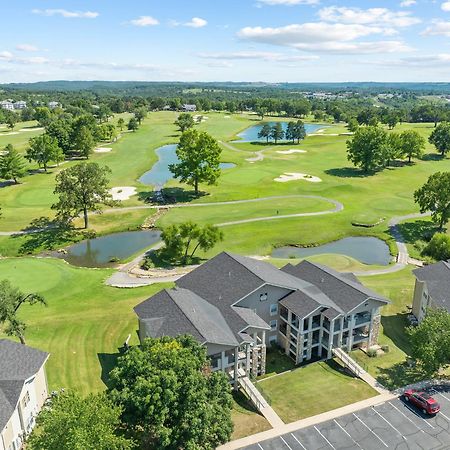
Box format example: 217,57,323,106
354,314,371,327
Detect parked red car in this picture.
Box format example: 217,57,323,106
403,389,441,415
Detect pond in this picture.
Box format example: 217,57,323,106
61,230,161,268
139,144,236,189
272,237,392,266
235,122,326,143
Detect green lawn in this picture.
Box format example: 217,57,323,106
0,257,169,395
257,360,377,423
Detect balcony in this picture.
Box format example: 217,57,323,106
354,313,371,327
353,332,369,343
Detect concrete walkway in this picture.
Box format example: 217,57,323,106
218,393,396,450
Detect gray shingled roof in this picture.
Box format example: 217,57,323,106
135,288,238,347
282,261,388,313
0,340,49,431
413,261,450,313
233,307,271,330
279,291,322,319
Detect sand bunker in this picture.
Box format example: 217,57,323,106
0,132,19,136
109,186,137,201
274,172,322,183
276,149,307,154
94,147,112,153
224,115,231,119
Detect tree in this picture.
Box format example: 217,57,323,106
46,119,72,154
0,279,46,345
257,123,271,143
34,106,53,127
6,114,17,131
0,144,26,184
293,120,306,143
28,390,132,450
134,107,147,125
127,117,138,132
109,336,233,449
174,113,195,132
399,129,425,163
256,106,267,120
423,233,450,261
73,126,95,158
26,134,64,172
347,118,359,133
117,117,125,131
169,129,222,196
414,172,450,230
270,122,284,144
346,126,387,173
429,122,450,156
52,162,113,229
407,309,450,375
383,132,402,167
285,122,295,143
160,222,224,264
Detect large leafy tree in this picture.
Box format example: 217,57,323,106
414,171,450,230
28,390,132,450
127,117,138,132
0,279,46,345
161,221,224,264
52,162,113,229
383,132,402,167
109,336,233,450
408,309,450,375
293,120,306,143
346,126,387,173
270,122,284,144
134,107,147,125
258,123,271,143
174,113,195,132
73,126,95,158
400,129,425,163
46,119,72,154
169,129,222,196
429,121,450,156
26,134,64,172
0,144,26,183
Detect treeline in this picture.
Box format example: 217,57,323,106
257,120,306,144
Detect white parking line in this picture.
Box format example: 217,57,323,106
438,411,450,422
290,433,307,450
353,413,389,448
389,402,425,433
402,403,435,429
431,389,450,403
280,436,293,450
258,443,264,450
372,406,406,440
314,426,336,450
334,419,364,449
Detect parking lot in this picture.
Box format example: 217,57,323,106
240,386,450,450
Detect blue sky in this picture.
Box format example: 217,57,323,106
1,0,450,83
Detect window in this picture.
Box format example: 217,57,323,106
22,391,30,408
269,335,277,344
270,319,277,331
270,304,278,316
260,292,268,302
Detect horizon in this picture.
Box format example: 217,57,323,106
2,0,450,83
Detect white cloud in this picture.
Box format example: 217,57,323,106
372,53,450,67
257,0,319,5
422,20,450,36
442,2,450,12
16,44,39,52
129,16,159,27
318,6,421,28
32,9,99,19
198,51,318,61
181,17,208,28
238,22,413,54
400,0,416,7
0,51,13,60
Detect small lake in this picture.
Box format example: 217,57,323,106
61,230,161,268
272,237,392,266
139,144,236,188
235,122,326,143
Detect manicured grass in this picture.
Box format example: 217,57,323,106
352,267,419,388
256,360,377,423
0,120,42,152
258,348,296,380
231,392,271,440
0,257,170,395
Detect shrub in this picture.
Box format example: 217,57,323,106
367,347,378,357
381,344,390,353
423,233,450,261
